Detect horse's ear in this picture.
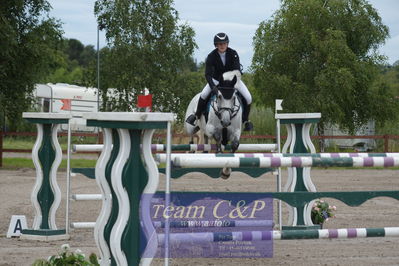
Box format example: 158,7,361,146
232,75,237,85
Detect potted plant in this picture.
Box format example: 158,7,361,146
311,199,336,227
32,244,99,266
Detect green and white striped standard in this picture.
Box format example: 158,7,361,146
172,156,399,168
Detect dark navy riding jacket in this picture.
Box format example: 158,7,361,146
205,47,241,88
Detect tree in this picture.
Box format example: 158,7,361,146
379,63,399,98
0,0,63,129
94,0,197,116
44,39,97,85
64,39,96,67
252,0,398,132
66,39,84,64
80,44,97,67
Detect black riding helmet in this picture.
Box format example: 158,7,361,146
214,32,229,46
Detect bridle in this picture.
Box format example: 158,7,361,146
211,90,241,123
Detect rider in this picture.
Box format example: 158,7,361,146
185,32,253,131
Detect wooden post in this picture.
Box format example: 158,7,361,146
97,130,103,144
384,134,389,153
0,130,3,167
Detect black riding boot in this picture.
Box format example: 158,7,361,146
242,103,253,131
186,97,207,126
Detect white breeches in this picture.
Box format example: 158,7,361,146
200,79,252,104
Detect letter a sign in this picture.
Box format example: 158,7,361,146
7,215,27,238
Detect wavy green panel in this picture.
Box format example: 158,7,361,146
37,124,55,229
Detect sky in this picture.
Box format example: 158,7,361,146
48,0,399,71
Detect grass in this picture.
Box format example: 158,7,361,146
1,158,96,169
3,136,99,150
248,105,276,136
2,136,98,169
3,138,34,150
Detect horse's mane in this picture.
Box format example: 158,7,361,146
222,70,241,81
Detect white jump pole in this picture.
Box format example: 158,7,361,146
72,143,278,153
73,144,104,152
72,194,103,201
71,222,96,229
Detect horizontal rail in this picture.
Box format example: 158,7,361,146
2,131,99,137
72,194,103,201
156,227,399,243
1,131,198,138
71,222,96,229
156,152,399,163
73,143,278,153
2,149,33,153
72,145,103,152
172,156,399,168
71,220,274,230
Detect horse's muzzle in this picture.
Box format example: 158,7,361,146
221,120,231,128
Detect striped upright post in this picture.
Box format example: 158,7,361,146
83,112,174,266
21,113,71,241
275,113,321,228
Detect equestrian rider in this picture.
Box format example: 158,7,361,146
186,32,253,131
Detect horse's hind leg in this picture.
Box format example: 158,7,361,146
220,167,231,179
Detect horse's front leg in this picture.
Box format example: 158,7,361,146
213,130,223,154
219,129,240,180
217,128,234,179
231,129,241,153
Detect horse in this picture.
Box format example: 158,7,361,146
184,70,243,179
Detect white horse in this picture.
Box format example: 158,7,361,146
184,70,243,178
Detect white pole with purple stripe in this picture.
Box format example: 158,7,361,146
172,156,399,168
